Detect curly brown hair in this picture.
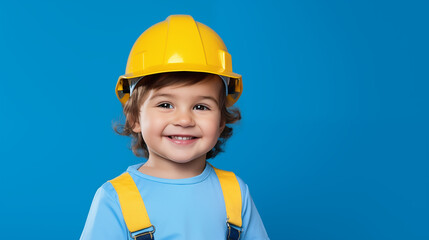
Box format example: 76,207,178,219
113,71,241,159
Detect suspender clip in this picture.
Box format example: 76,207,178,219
130,225,156,240
226,222,242,240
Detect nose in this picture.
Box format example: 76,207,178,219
172,109,195,128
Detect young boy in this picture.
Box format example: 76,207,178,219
80,15,269,240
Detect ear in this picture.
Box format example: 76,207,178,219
219,120,226,135
132,120,142,133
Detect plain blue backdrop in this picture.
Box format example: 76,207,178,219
1,0,428,239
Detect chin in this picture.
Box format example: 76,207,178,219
167,154,206,164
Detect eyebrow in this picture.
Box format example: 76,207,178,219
149,93,174,101
149,93,219,105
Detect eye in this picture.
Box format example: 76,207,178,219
194,104,210,111
157,103,173,109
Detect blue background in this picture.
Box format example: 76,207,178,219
1,0,428,239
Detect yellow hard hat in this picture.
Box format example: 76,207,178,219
115,15,243,107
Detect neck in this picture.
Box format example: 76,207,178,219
138,155,207,179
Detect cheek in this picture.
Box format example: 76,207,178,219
203,116,223,141
139,114,165,141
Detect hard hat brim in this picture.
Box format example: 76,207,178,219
115,63,242,107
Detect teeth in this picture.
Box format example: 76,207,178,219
172,136,194,140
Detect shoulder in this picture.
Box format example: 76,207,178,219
234,173,251,205
102,164,142,197
91,180,120,206
208,163,247,184
95,169,134,204
208,163,250,200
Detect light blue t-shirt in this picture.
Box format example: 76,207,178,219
80,162,269,240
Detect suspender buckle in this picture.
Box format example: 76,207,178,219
226,222,242,240
130,225,156,240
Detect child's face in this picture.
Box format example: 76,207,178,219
132,76,225,165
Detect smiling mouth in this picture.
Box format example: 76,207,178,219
168,136,198,140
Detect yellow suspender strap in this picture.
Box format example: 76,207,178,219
109,172,152,233
210,164,243,228
109,165,242,235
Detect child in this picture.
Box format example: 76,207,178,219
80,15,269,240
